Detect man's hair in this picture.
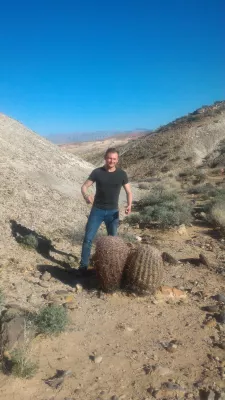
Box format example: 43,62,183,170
104,147,119,158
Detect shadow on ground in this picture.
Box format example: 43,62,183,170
37,264,100,291
179,257,201,266
10,220,79,269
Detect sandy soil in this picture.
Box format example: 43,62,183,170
0,221,225,400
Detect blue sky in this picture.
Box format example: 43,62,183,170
0,0,224,141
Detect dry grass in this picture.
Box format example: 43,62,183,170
210,202,225,232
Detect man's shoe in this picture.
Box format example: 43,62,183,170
75,268,95,278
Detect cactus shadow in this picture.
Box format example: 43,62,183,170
37,264,100,291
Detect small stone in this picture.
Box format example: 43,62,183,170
64,295,75,303
41,271,51,281
1,316,35,352
75,284,83,293
156,286,187,301
199,253,211,267
176,224,187,235
219,312,225,324
135,236,142,242
125,326,133,332
55,290,69,295
204,318,217,328
155,366,174,376
94,355,103,364
164,341,178,353
202,305,220,313
39,281,49,288
214,294,225,303
64,302,76,310
199,389,216,400
162,252,178,265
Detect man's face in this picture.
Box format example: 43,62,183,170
105,152,119,168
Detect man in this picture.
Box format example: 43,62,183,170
78,147,132,275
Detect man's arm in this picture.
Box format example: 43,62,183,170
123,183,132,214
81,179,94,204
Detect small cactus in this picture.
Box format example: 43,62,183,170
124,244,163,295
94,236,130,292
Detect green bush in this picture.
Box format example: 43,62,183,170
210,202,225,232
35,305,69,335
126,189,192,229
178,168,195,178
125,213,141,225
138,182,150,190
207,190,225,232
187,184,217,197
9,349,38,379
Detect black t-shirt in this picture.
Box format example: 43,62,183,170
88,167,128,210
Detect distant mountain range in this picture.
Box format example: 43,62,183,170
46,129,149,144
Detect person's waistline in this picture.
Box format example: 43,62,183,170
91,204,119,211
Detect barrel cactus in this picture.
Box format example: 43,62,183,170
94,236,130,292
124,244,163,295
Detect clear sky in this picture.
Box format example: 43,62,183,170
0,0,224,140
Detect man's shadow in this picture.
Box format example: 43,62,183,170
10,220,99,290
10,220,78,269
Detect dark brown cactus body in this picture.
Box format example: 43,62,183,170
94,236,130,292
125,244,163,294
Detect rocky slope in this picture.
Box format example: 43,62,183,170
0,113,93,265
118,101,225,179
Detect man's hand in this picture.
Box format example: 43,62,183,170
81,179,94,205
125,205,132,215
85,195,94,205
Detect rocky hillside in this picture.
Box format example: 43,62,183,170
0,114,93,264
117,101,225,179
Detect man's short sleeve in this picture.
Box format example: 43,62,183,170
88,169,97,182
122,171,129,185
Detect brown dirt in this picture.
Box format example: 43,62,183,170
0,219,225,400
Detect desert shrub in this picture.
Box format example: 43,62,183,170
207,190,225,231
126,189,192,229
178,168,206,184
138,182,150,190
124,213,141,225
187,184,218,197
170,156,180,162
0,288,4,306
138,186,177,208
35,305,68,335
161,166,170,173
118,233,137,243
210,167,222,175
210,202,225,232
178,168,195,178
18,234,38,249
5,349,38,379
192,171,206,184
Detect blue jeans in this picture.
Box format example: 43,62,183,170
80,206,119,269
